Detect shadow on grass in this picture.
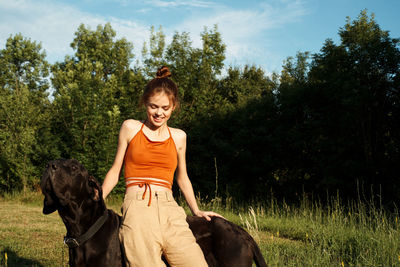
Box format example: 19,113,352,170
1,247,43,267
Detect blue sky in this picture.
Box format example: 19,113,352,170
1,0,399,74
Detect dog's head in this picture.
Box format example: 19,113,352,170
40,159,103,214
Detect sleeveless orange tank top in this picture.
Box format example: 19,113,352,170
124,123,178,204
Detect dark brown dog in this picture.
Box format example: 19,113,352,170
41,159,267,267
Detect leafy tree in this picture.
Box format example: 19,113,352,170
306,10,400,200
0,34,52,192
189,25,226,118
165,31,198,105
272,52,318,197
141,26,167,77
219,65,273,107
186,65,277,200
51,23,139,185
280,52,310,85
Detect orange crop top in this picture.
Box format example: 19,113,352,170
124,123,178,200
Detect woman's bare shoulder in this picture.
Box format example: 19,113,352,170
122,119,142,130
169,127,186,139
169,127,187,149
120,119,143,141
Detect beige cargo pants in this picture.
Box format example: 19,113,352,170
119,190,208,267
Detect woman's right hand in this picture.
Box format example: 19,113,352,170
194,210,225,221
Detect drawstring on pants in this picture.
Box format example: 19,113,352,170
125,178,172,206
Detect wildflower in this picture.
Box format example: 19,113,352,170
276,231,279,237
341,261,344,267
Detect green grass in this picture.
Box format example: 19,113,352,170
1,191,399,266
0,200,68,266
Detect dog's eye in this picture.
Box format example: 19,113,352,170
71,165,77,171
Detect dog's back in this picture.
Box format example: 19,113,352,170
188,216,267,267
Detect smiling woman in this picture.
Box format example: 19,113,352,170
101,66,222,267
141,67,179,129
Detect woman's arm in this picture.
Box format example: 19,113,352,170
174,129,222,221
102,120,137,199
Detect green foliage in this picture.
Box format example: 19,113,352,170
0,34,53,192
280,51,310,85
142,26,167,77
51,23,140,183
304,10,400,200
185,10,400,204
186,66,278,199
219,65,275,107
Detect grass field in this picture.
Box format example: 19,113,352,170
1,191,399,266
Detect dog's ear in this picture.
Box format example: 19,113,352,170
43,194,57,214
87,175,102,201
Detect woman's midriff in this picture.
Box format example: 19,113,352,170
125,177,172,194
125,177,172,206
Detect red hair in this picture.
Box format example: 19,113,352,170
140,66,180,110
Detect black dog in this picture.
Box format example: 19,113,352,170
41,159,267,267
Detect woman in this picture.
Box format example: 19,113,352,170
102,66,219,266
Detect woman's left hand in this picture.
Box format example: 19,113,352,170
194,210,225,221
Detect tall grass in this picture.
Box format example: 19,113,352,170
190,191,400,266
1,190,399,266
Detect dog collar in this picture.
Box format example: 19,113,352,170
64,211,109,248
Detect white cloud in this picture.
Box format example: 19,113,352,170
0,0,149,63
145,0,215,8
173,0,309,72
0,0,309,73
107,18,150,58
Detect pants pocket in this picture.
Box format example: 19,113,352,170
121,199,134,222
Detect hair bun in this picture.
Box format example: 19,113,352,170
156,66,171,79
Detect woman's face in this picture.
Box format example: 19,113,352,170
145,92,175,128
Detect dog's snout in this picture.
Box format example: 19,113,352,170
47,161,59,171
51,163,58,170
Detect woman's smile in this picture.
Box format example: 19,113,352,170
146,92,175,128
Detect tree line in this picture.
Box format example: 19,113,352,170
1,11,399,206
